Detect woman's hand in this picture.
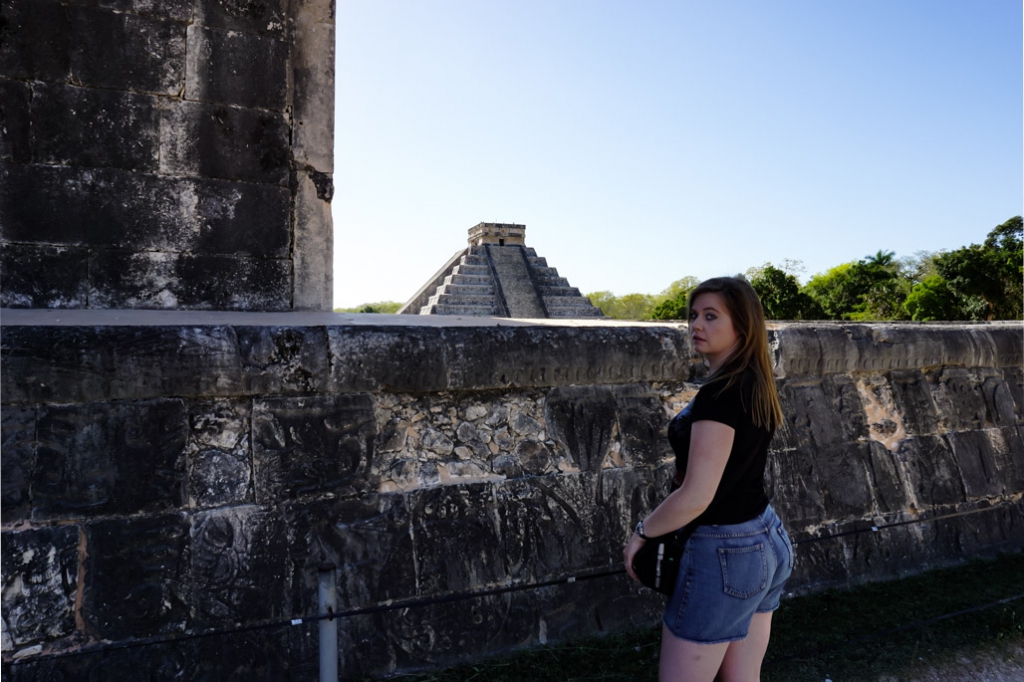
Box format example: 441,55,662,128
623,532,646,582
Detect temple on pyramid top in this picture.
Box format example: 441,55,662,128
398,223,604,318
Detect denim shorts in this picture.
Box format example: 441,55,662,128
663,504,794,644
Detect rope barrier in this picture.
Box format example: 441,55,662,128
6,501,1020,667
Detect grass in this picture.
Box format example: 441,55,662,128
372,553,1024,682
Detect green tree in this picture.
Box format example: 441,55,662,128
934,216,1023,320
585,291,658,320
803,253,910,321
335,301,402,313
650,276,699,320
749,265,823,319
903,275,966,321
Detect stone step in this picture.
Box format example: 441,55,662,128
543,295,597,308
538,285,581,297
546,306,604,317
429,293,496,306
452,264,490,277
533,276,570,288
438,284,494,296
445,274,492,286
427,303,498,316
526,256,548,268
460,255,489,266
530,266,560,279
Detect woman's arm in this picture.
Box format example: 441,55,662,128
624,419,734,580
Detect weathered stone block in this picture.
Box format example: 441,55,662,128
328,327,450,392
82,514,189,640
186,398,251,508
0,165,290,256
292,10,334,171
193,0,288,37
778,380,859,451
982,375,1019,428
889,370,941,436
1,526,78,649
68,7,185,94
0,79,31,163
812,442,877,518
931,367,988,431
945,429,1020,498
0,0,71,82
236,326,330,394
897,435,966,508
252,394,377,502
284,495,414,613
0,326,244,404
1,406,35,524
160,101,289,185
293,170,334,310
0,244,90,308
613,387,673,467
185,25,289,110
187,506,287,624
408,483,505,596
33,399,187,519
29,83,160,170
864,440,909,513
88,251,292,310
768,447,828,529
63,0,192,22
545,386,616,472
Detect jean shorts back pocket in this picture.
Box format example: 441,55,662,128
718,543,768,599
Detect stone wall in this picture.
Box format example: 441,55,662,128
1,314,1022,680
0,0,334,310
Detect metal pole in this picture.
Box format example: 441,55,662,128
318,563,338,682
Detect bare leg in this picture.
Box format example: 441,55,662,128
718,612,773,682
659,623,729,682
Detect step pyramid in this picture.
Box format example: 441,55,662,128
397,223,604,318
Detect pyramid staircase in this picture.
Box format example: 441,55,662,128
399,225,603,318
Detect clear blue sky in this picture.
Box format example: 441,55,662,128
332,0,1022,309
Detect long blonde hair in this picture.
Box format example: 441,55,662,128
688,277,783,430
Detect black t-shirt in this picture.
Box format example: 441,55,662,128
667,368,773,525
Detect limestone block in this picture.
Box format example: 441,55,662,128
864,440,910,514
192,0,289,38
812,442,879,519
284,495,415,612
1,526,79,650
945,428,1024,498
0,79,31,163
897,436,966,508
30,83,160,170
0,0,71,82
291,5,334,171
982,375,1019,428
187,506,287,624
545,386,616,472
293,170,334,310
252,394,377,502
159,101,289,185
889,370,941,437
33,399,187,519
83,514,190,640
767,447,828,530
68,7,186,95
931,367,988,431
407,484,505,596
0,326,245,404
779,379,865,451
185,26,289,110
63,0,193,22
614,390,673,467
1001,365,1024,414
186,399,252,508
514,440,554,475
0,165,290,256
327,327,450,393
0,406,35,524
236,326,330,394
88,251,292,310
0,245,89,308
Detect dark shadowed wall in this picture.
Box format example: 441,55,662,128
1,314,1021,679
0,0,334,310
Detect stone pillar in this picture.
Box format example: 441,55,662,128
0,0,335,311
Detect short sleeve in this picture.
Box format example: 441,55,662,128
688,379,745,430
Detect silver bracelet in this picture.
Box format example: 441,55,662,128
635,520,651,540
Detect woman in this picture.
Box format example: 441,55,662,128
624,277,793,682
